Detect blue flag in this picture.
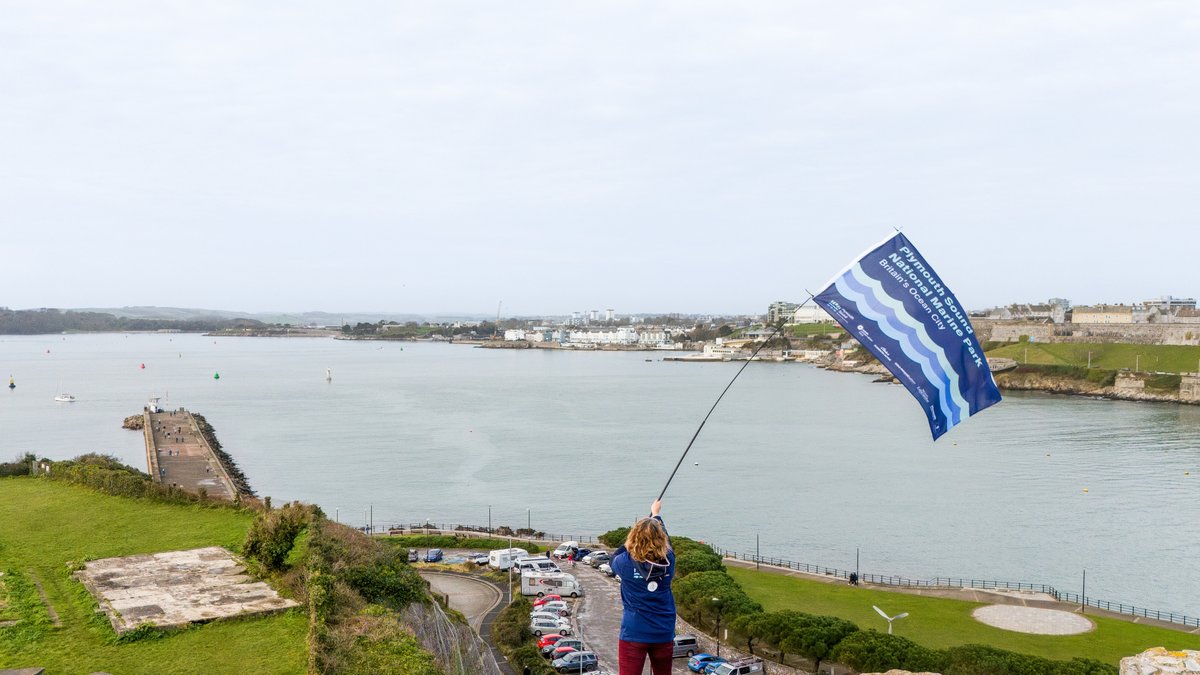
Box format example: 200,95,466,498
814,233,1001,439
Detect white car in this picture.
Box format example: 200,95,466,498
537,600,571,615
530,618,571,637
580,550,607,565
598,563,615,577
530,610,568,622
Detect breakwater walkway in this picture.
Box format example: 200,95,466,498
142,409,236,501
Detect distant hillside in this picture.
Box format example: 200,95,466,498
73,306,438,326
0,308,265,334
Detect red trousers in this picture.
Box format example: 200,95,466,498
618,639,673,675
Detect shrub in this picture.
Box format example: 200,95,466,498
779,613,859,671
942,644,1115,675
1085,369,1117,387
1145,374,1182,391
598,526,630,548
829,630,946,673
243,502,313,571
673,571,762,627
0,453,35,477
340,550,426,610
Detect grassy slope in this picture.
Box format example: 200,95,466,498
0,479,306,674
728,566,1200,666
987,342,1200,374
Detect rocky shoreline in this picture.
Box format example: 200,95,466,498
822,357,1200,406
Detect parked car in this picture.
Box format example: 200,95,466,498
552,650,598,673
537,633,566,649
425,548,443,562
597,563,614,577
710,657,764,675
537,600,571,615
407,549,419,562
471,553,490,565
586,551,611,567
530,610,568,623
572,548,593,562
533,594,563,607
541,637,583,658
672,634,699,657
580,550,606,565
530,618,571,637
688,654,727,673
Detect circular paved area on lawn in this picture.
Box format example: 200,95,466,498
972,604,1094,634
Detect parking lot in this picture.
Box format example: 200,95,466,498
419,546,710,674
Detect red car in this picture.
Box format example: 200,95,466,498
537,634,565,649
533,594,562,607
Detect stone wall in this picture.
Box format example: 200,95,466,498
974,320,1200,346
1181,375,1200,402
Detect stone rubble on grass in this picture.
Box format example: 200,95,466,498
1120,647,1200,674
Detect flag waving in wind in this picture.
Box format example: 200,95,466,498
814,233,1001,439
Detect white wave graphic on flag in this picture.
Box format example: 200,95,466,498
836,265,967,425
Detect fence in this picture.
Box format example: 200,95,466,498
383,522,602,547
714,547,1200,629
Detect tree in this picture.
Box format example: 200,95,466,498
779,614,858,672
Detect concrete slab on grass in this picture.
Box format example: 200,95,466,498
74,546,298,634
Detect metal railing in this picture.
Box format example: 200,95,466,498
714,547,1200,628
382,522,602,546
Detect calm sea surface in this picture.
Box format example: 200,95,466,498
2,333,1198,615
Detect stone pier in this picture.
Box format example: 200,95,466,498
145,409,236,501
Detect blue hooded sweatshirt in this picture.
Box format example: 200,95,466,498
610,515,676,643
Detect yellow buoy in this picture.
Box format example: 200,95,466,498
1082,488,1089,493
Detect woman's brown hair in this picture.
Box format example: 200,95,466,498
624,517,670,563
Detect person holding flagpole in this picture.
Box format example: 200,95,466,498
610,499,676,675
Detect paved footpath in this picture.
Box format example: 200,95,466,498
149,411,234,500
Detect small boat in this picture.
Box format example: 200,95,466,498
8,376,14,390
55,393,76,403
325,368,332,382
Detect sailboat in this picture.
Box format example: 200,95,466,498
8,375,14,390
325,368,332,382
55,380,76,402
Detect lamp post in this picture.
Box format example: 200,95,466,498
527,508,531,532
488,505,492,534
711,597,724,657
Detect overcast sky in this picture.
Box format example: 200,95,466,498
3,2,1198,316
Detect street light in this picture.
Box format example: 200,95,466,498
527,508,531,532
711,597,724,657
488,505,492,534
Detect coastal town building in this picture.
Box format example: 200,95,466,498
1071,304,1134,324
985,298,1070,323
766,301,834,324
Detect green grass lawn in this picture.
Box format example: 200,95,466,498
0,478,307,674
728,566,1200,666
987,341,1200,374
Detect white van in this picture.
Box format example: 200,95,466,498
515,557,559,574
552,541,579,559
521,571,583,598
488,547,530,570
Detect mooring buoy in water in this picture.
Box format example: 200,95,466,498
214,372,220,380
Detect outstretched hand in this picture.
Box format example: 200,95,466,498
650,499,662,517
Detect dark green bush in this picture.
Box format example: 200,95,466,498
1145,374,1182,391
829,630,946,673
0,453,35,477
243,502,313,571
779,613,859,671
340,547,425,610
599,526,630,548
942,644,1115,675
673,571,762,627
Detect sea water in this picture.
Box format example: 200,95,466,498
1,333,1197,616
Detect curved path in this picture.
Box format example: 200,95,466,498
420,570,503,631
